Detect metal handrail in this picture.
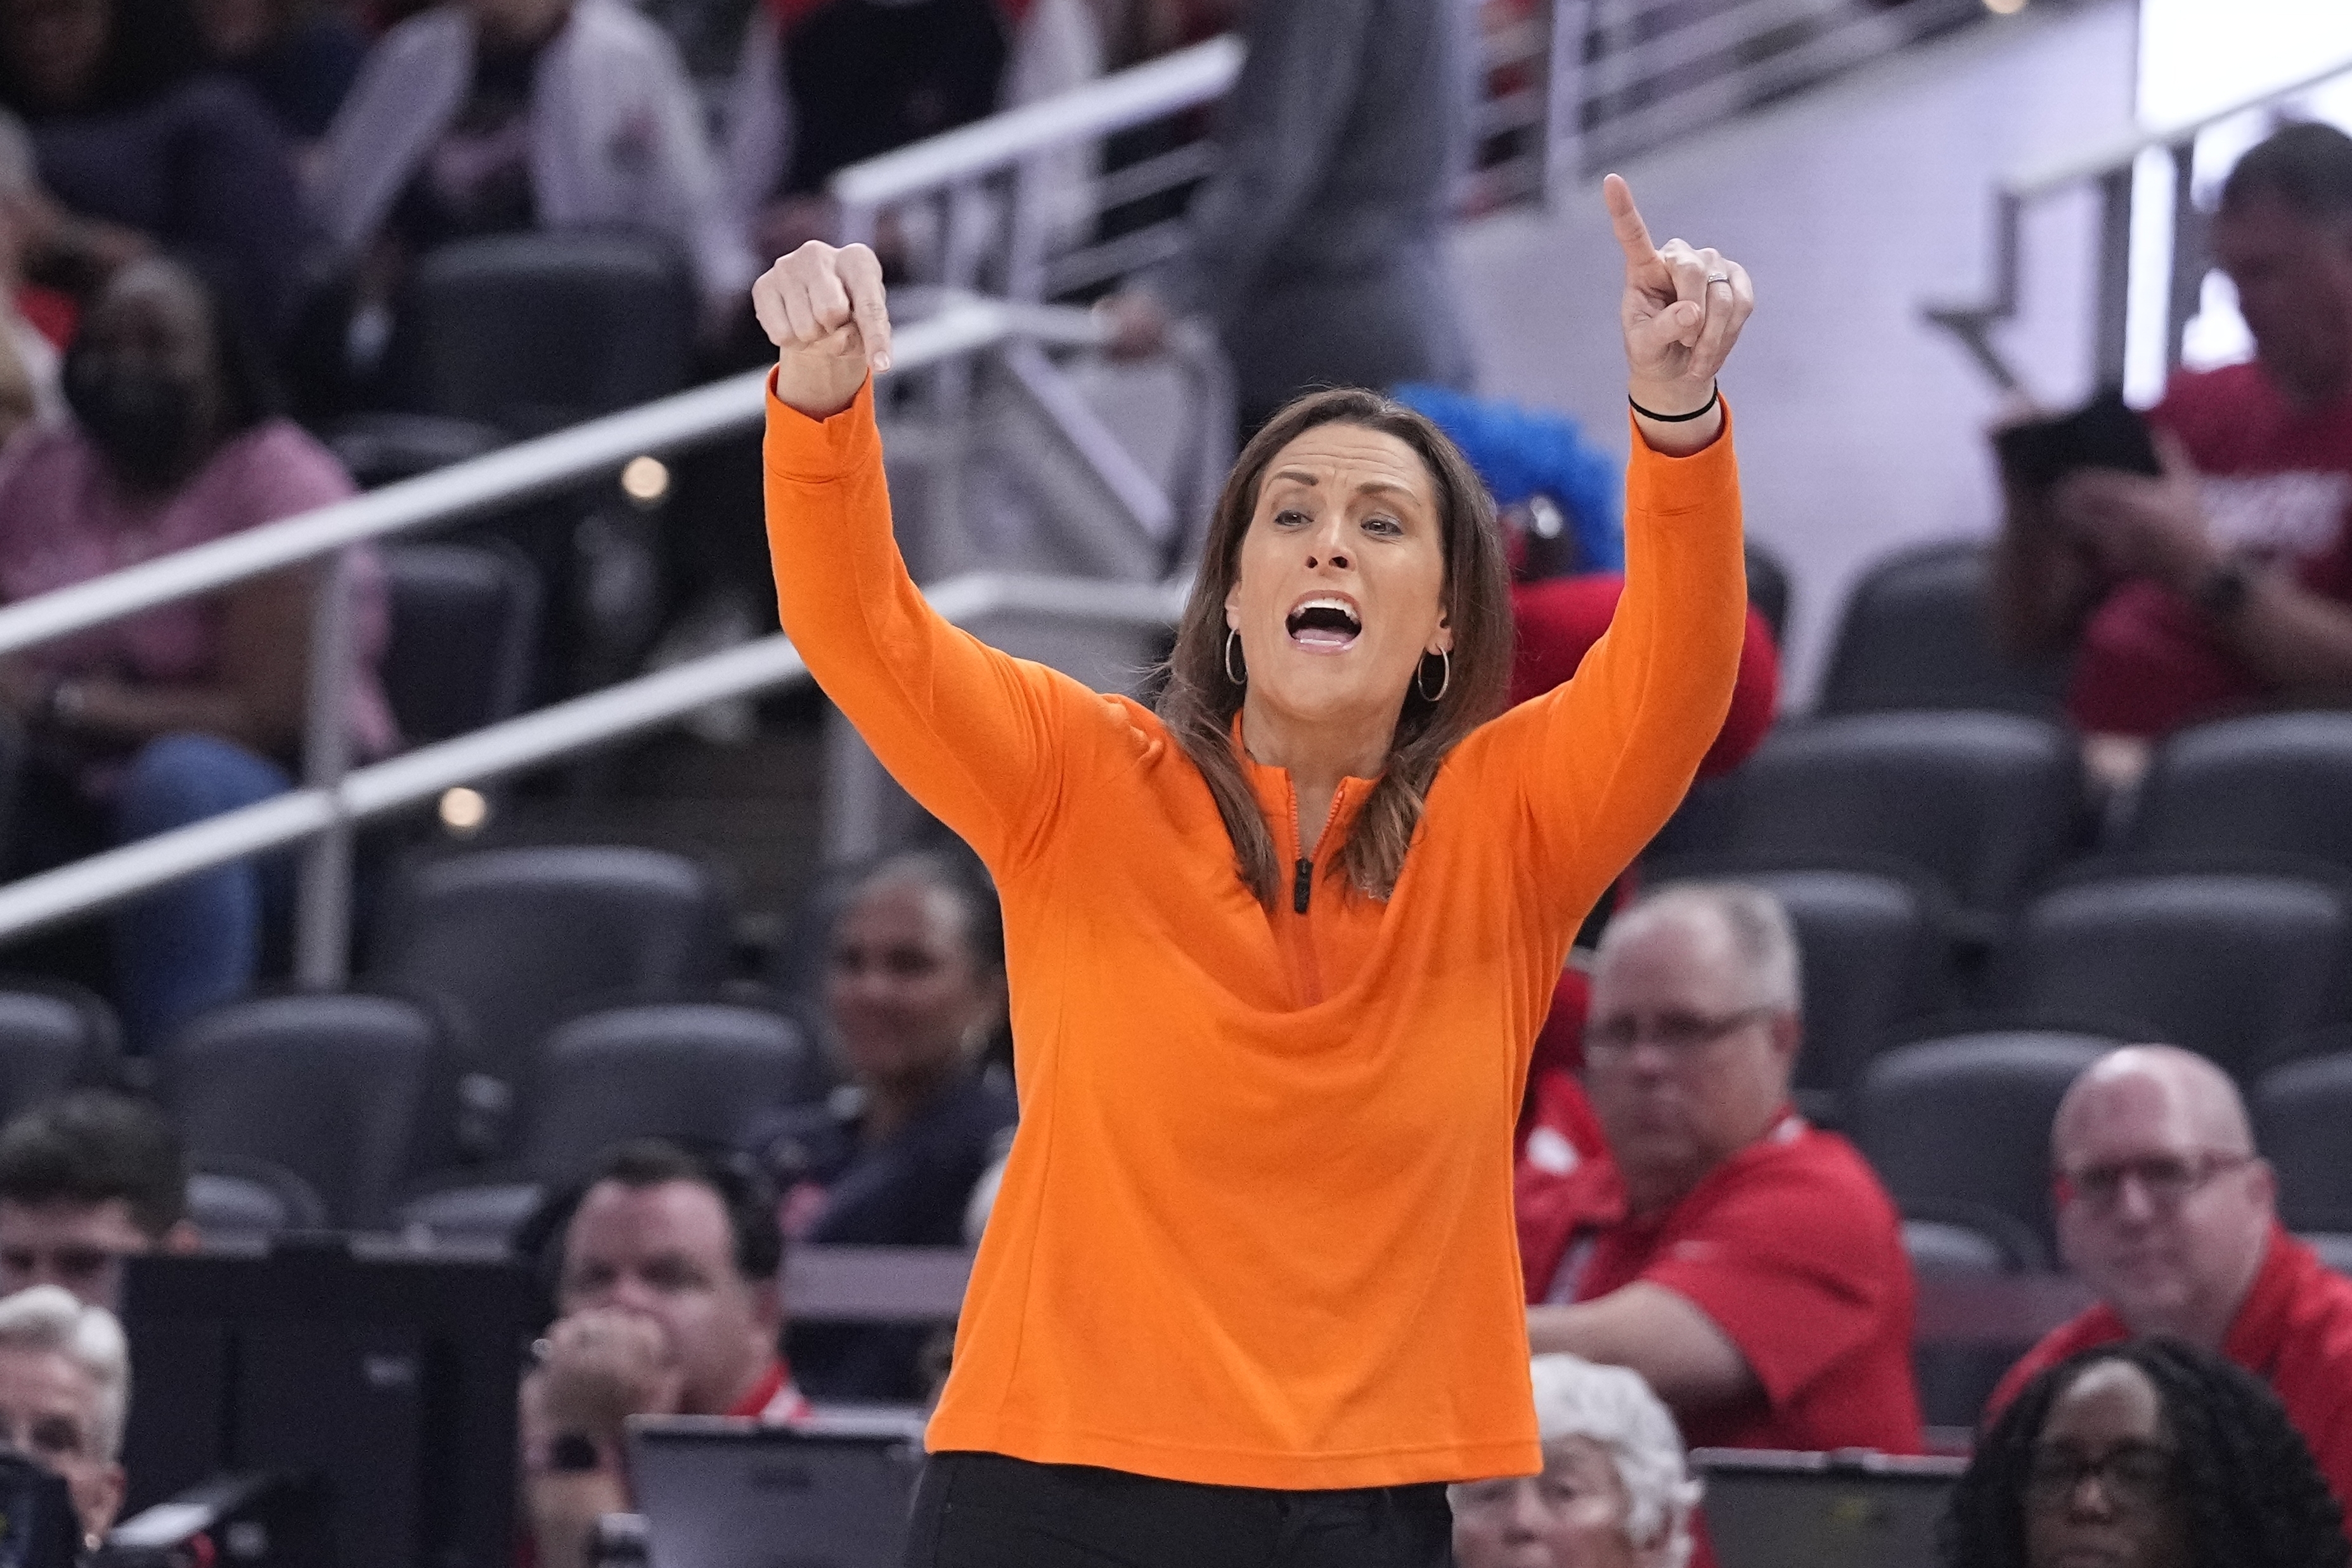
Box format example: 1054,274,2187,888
0,296,1065,657
0,570,1191,948
830,35,1245,215
1926,52,2352,392
0,290,1153,984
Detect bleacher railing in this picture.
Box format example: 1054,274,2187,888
0,295,1187,988
827,0,1991,309
1926,55,2352,394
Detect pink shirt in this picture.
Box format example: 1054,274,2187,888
0,420,399,768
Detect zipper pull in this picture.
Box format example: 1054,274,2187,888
1293,857,1313,915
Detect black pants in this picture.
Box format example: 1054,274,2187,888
903,1450,1453,1568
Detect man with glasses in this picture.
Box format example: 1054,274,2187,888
1987,1044,2352,1509
1524,883,1921,1465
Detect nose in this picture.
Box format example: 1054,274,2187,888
1303,513,1351,572
2111,1171,2161,1224
2067,1470,2119,1520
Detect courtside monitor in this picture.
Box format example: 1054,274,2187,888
119,1237,538,1568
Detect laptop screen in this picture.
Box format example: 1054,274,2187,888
627,1414,926,1568
1694,1448,1966,1568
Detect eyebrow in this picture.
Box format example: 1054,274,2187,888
1268,470,1425,503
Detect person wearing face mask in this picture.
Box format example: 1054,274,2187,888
0,257,395,1053
1941,1339,2351,1568
745,851,1016,1404
756,166,1752,1565
1451,1355,1699,1568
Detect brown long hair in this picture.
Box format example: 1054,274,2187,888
1157,387,1514,906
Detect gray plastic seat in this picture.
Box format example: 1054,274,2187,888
1818,540,2072,717
2256,1053,2352,1235
2000,873,2352,1083
1853,1031,2117,1261
399,231,695,435
164,994,438,1230
368,847,730,1157
186,1157,330,1243
519,1003,822,1181
0,985,118,1123
2119,712,2352,877
2301,1233,2352,1277
1672,712,2085,923
380,543,542,744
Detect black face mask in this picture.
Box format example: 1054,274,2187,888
62,354,205,492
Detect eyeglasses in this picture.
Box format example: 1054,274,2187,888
2025,1441,2180,1510
2053,1151,2254,1212
1583,1006,1776,1058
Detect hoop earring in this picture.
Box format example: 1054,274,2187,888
1416,648,1451,704
1225,629,1246,686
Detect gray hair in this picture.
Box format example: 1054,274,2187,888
0,1286,129,1462
1605,881,1802,1015
1531,1354,1700,1568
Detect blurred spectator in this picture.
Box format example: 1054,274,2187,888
1525,885,1920,1480
1986,1046,2352,1510
747,852,1015,1403
1993,122,2352,747
0,108,63,440
312,0,757,355
190,0,369,146
0,1284,129,1546
518,1138,804,1568
1942,1339,2349,1568
1452,1354,1699,1568
0,0,306,340
722,0,1099,264
1101,0,1476,432
0,258,395,1053
0,1092,197,1313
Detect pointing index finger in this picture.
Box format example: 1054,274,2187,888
1603,174,1658,274
839,243,893,373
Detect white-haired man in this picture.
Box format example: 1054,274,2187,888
1452,1354,1700,1568
1526,884,1921,1468
1988,1044,2352,1508
0,1283,130,1546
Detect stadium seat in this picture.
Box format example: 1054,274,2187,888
368,847,730,1157
1852,1031,2116,1261
2301,1233,2352,1278
2256,1053,2352,1235
0,984,119,1121
396,231,697,435
324,412,506,491
1995,873,2352,1083
2116,712,2352,878
1642,866,1946,1117
1744,541,1792,645
1657,712,2084,924
1816,540,2072,717
379,542,543,745
163,994,439,1230
1905,1204,2041,1432
518,1003,824,1181
186,1155,331,1242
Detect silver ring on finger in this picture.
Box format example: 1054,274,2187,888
1706,274,1730,286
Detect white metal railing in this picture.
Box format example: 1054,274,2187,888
1926,53,2352,394
0,293,1192,986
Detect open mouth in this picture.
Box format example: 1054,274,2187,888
1285,596,1362,650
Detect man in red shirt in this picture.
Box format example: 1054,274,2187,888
518,1140,806,1568
1525,883,1922,1459
1994,121,2352,741
1987,1046,2352,1509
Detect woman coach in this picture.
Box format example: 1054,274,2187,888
754,175,1755,1568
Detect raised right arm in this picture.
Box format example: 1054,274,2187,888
759,244,1070,867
